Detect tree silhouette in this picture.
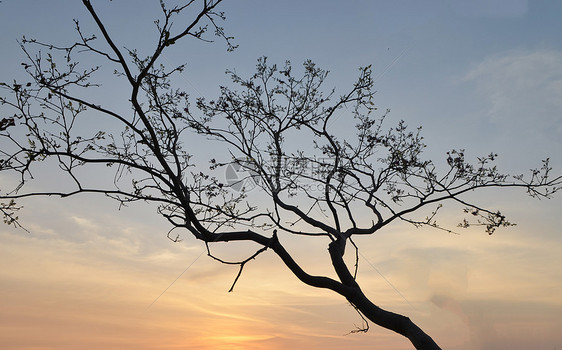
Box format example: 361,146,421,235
1,1,560,349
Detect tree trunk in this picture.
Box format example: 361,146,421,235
326,239,441,349
346,288,442,350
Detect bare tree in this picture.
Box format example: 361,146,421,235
1,1,560,349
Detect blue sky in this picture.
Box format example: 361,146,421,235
1,1,562,349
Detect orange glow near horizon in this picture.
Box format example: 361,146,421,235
1,2,562,348
1,205,562,350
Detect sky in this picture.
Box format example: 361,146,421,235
1,1,562,349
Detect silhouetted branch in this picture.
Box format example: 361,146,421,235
1,2,559,349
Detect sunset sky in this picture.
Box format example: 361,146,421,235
1,1,562,349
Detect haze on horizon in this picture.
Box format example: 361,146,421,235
1,1,561,349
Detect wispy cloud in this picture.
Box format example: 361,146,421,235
464,50,562,141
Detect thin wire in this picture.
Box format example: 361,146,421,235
161,53,206,98
309,202,415,311
359,250,417,311
146,248,206,310
373,42,413,82
147,44,415,310
327,41,414,128
321,42,417,309
143,55,212,311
